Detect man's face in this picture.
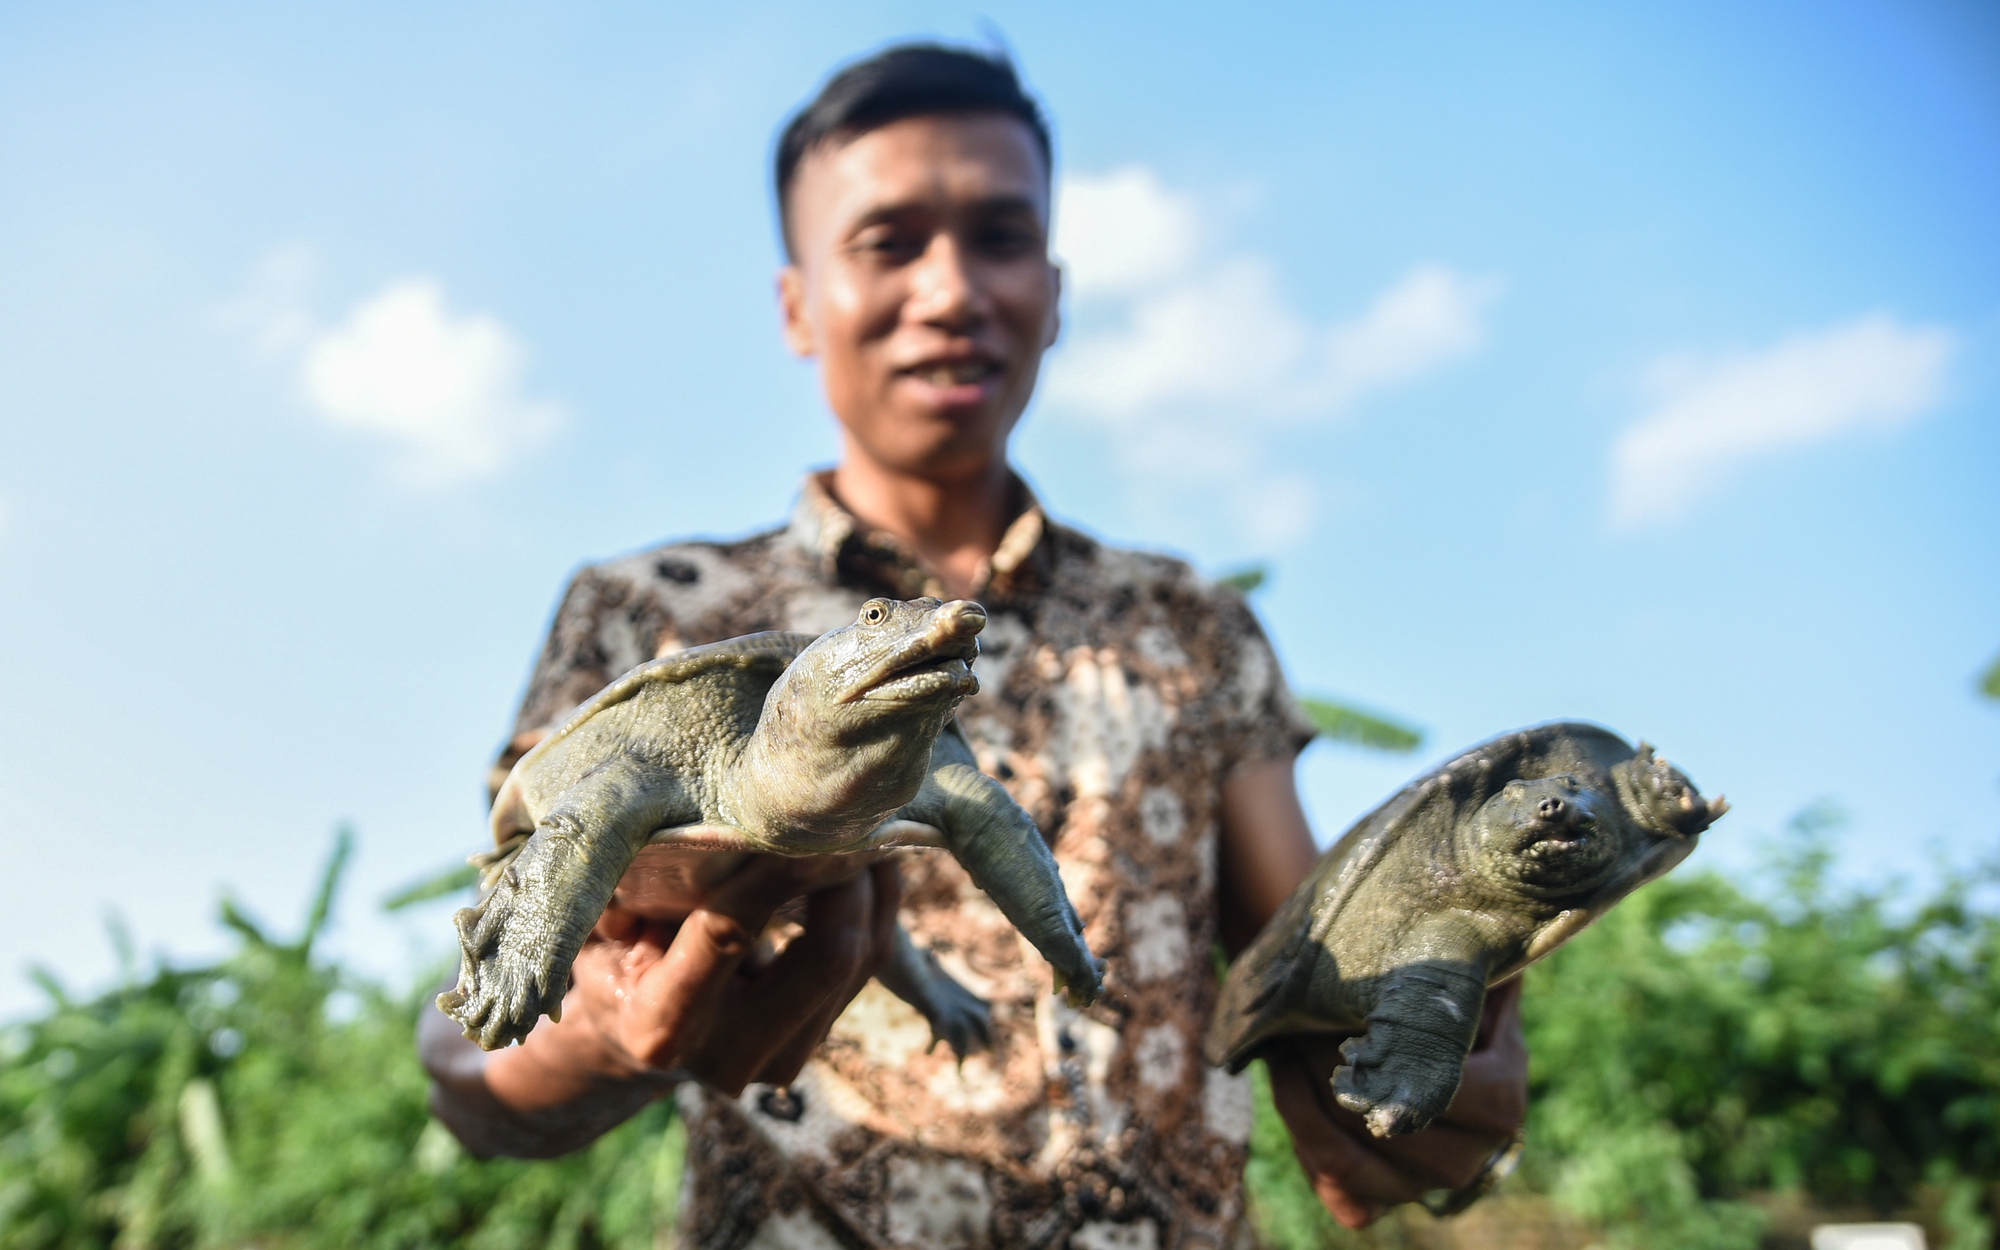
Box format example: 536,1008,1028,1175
779,113,1060,483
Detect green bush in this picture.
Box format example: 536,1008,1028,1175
0,833,682,1250
6,816,1996,1249
1518,808,1998,1250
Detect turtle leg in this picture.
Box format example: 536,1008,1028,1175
439,756,686,1050
900,751,1103,1008
1333,958,1487,1138
874,924,993,1060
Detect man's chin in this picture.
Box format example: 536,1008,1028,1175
846,407,1020,479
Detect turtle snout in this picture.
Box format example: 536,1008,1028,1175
933,599,988,644
1536,796,1567,821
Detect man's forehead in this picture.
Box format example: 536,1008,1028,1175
794,113,1051,225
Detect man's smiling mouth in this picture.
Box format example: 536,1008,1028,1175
903,359,1001,386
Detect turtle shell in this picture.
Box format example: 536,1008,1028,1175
488,631,818,848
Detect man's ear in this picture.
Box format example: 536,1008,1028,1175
777,265,817,358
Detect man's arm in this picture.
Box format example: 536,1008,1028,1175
423,857,901,1158
1216,757,1530,1229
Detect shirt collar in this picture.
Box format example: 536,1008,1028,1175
787,469,1050,601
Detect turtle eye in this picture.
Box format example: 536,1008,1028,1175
860,600,890,626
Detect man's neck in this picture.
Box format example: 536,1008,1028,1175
829,453,1017,601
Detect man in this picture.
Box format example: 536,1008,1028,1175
423,44,1528,1249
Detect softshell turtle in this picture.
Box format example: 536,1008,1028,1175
1205,722,1725,1138
439,596,1102,1052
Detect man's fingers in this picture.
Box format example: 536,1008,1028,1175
697,859,808,936
1474,976,1525,1054
1362,1116,1512,1191
753,860,905,1086
700,851,884,924
740,871,882,1088
592,895,644,943
620,903,762,1069
864,860,903,979
1277,1032,1514,1190
576,853,911,1088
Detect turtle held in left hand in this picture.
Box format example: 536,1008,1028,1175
1207,722,1726,1139
439,596,1102,1052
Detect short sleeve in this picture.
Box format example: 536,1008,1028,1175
1205,588,1318,774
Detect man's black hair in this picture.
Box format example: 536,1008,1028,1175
774,43,1052,258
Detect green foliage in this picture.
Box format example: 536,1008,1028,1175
0,835,684,1250
1218,565,1271,595
7,812,1997,1249
382,863,480,913
1299,698,1424,754
1520,809,2000,1249
1981,651,2000,701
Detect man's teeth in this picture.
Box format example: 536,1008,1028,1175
914,362,993,385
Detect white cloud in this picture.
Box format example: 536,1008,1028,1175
1049,260,1493,420
1044,166,1496,542
1048,257,1304,417
1054,166,1201,298
302,279,564,486
1609,313,1955,528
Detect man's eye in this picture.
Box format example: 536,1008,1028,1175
973,224,1041,257
852,231,924,262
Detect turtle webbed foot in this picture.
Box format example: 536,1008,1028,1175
1332,962,1486,1138
877,926,995,1062
436,875,570,1051
1332,1030,1459,1138
920,975,995,1061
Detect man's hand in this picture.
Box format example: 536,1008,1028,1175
422,856,900,1157
1264,977,1529,1229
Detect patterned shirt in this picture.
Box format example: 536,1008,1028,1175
504,473,1316,1250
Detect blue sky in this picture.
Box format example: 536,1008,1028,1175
2,0,1995,1018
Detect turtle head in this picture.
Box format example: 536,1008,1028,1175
736,597,985,844
798,596,984,724
1474,745,1721,906
1472,774,1627,899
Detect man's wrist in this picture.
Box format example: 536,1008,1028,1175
484,1005,680,1111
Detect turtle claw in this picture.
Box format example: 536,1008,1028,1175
1051,956,1106,1009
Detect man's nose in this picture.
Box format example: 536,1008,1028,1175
906,234,987,329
